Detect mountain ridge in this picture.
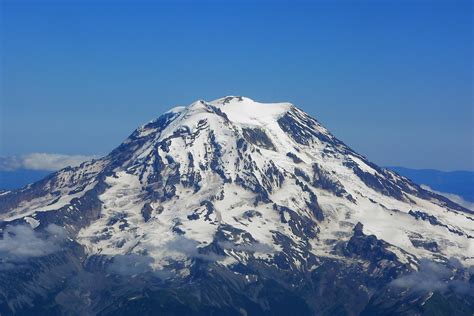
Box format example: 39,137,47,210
0,96,472,315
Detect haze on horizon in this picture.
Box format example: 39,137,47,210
1,0,473,171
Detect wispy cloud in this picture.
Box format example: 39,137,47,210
107,254,156,276
107,236,224,277
105,237,276,278
391,258,473,295
0,153,98,171
421,185,474,211
0,224,68,269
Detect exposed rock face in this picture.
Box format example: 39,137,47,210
0,96,473,315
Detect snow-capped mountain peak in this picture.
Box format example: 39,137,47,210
1,97,473,314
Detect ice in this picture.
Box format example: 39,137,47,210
4,96,473,268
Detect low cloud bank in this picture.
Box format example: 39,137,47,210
391,258,473,295
107,236,223,277
0,153,97,171
108,254,156,276
0,224,68,269
106,237,274,277
421,185,474,211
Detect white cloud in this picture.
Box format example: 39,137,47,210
421,185,474,211
0,153,98,171
391,258,473,295
0,224,68,269
106,236,224,277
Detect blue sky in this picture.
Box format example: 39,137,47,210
1,0,473,170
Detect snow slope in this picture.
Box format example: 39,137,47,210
1,96,473,272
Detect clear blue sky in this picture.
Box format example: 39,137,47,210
1,0,473,170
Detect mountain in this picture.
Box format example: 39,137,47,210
1,96,473,315
3,167,472,210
